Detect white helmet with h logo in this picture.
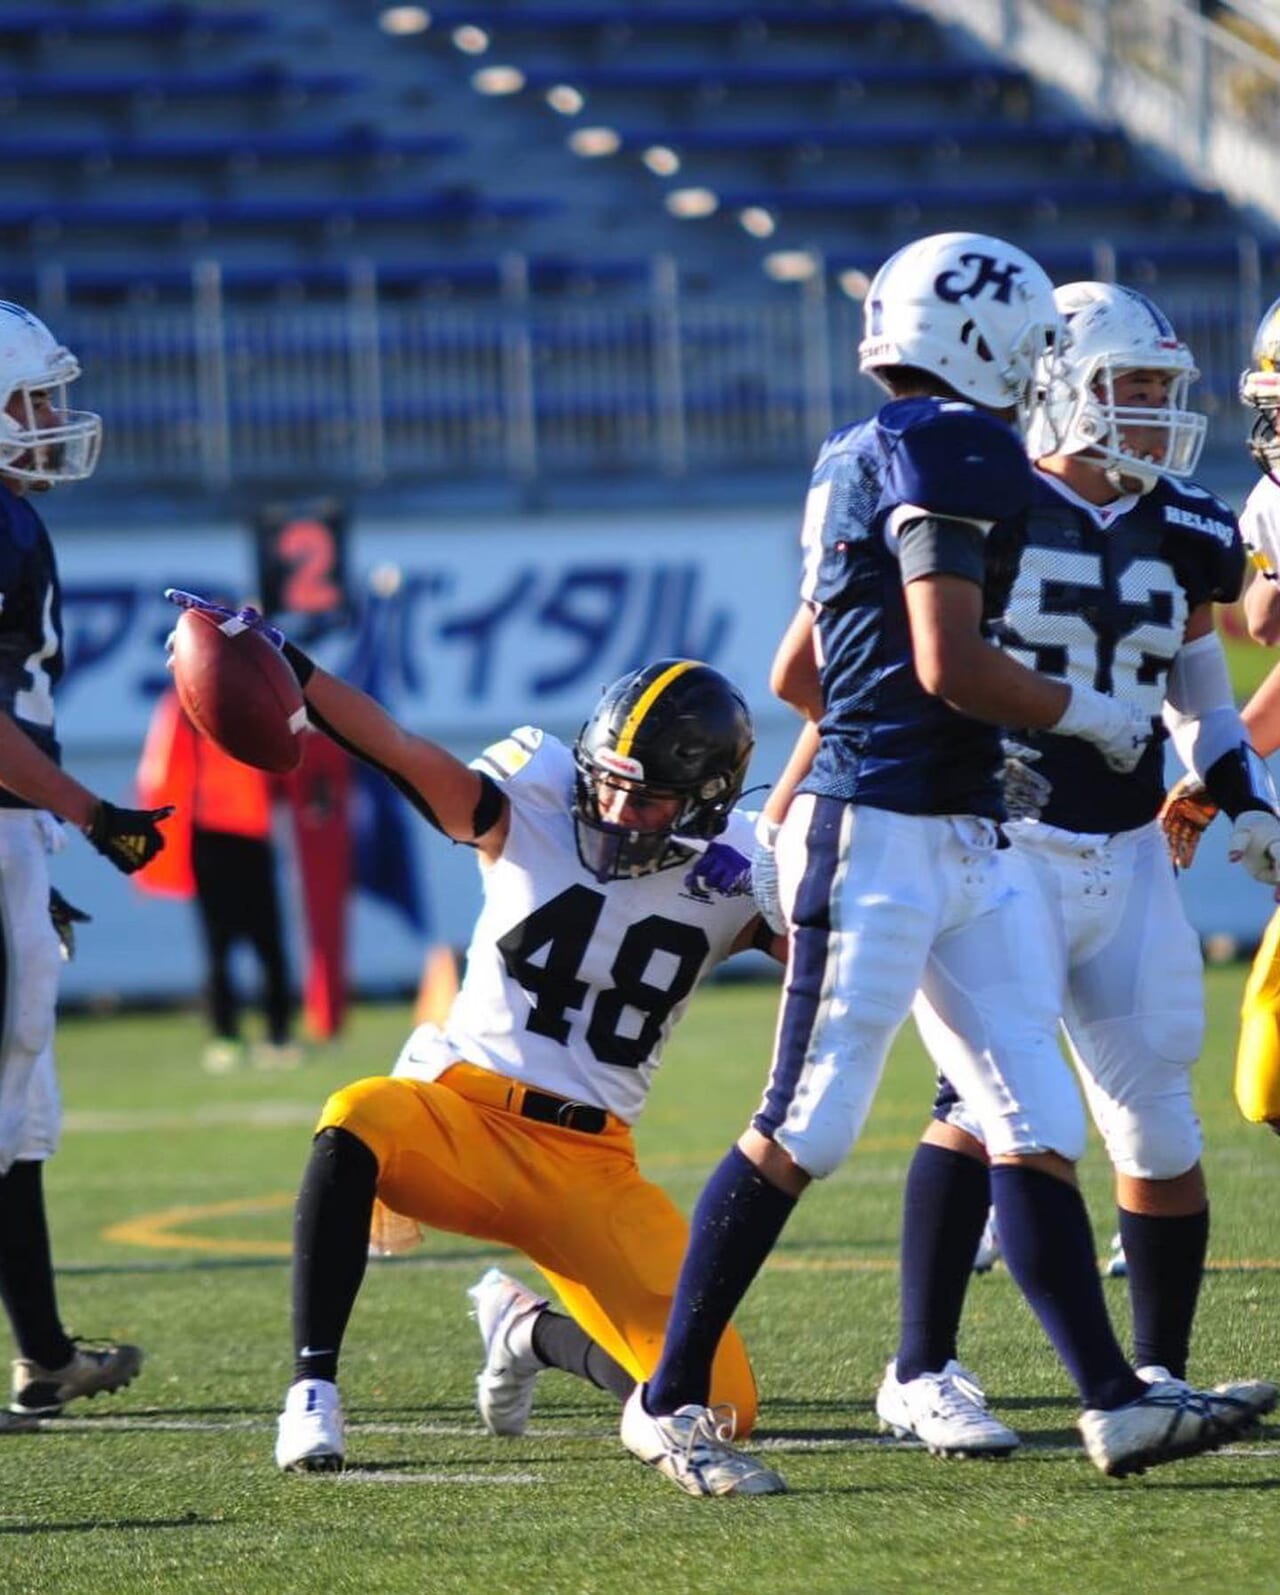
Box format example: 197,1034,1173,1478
857,230,1065,435
0,300,102,486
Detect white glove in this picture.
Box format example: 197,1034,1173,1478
751,816,786,936
1051,685,1153,775
1228,810,1280,886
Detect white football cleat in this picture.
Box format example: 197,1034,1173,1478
467,1267,548,1437
275,1378,345,1472
972,1209,1001,1274
876,1358,1019,1458
1136,1364,1278,1422
1079,1378,1271,1478
1103,1231,1128,1278
620,1385,786,1497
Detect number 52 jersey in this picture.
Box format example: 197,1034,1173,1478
993,469,1244,833
397,729,762,1125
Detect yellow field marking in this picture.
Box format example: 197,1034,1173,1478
105,1194,1280,1273
104,1194,295,1256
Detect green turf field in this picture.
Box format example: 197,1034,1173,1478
2,973,1277,1595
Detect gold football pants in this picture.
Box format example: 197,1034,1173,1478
1235,906,1280,1123
319,1064,758,1432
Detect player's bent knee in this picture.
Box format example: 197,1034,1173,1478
1099,1100,1202,1180
317,1076,413,1168
772,1120,854,1180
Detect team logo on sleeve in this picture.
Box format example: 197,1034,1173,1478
471,727,542,782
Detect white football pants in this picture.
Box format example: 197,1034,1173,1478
0,810,64,1175
925,818,1204,1180
755,795,1085,1179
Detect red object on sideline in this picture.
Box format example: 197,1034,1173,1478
283,731,352,1039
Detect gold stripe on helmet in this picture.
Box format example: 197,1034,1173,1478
615,660,698,757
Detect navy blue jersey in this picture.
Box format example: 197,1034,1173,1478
992,471,1244,833
0,483,63,803
796,397,1034,819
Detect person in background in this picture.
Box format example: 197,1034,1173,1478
136,682,297,1071
1162,291,1280,1132
0,301,170,1431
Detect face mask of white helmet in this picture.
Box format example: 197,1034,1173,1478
1026,282,1206,494
1240,292,1280,485
0,300,102,486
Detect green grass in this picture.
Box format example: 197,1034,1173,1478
3,974,1278,1595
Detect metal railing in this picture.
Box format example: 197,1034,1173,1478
58,252,1266,491
908,0,1280,229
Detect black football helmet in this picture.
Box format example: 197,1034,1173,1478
572,659,755,882
1241,295,1280,483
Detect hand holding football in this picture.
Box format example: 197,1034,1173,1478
170,607,307,773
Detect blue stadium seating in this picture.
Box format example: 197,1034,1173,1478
0,67,361,103
0,5,272,42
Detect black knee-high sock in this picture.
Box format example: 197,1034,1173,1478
0,1161,74,1368
992,1164,1143,1411
1119,1205,1209,1380
895,1144,991,1382
646,1145,797,1415
530,1311,635,1402
290,1127,378,1385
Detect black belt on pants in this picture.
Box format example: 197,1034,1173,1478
518,1088,608,1134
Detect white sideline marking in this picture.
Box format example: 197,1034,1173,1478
31,1417,1280,1462
331,1473,545,1486
64,1103,320,1133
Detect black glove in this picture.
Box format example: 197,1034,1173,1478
49,888,91,962
85,800,174,876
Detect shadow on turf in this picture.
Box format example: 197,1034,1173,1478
0,1514,218,1535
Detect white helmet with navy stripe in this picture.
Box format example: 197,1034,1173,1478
0,299,102,485
1027,281,1205,492
857,231,1064,435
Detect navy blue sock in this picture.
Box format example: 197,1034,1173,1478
291,1127,379,1385
646,1145,797,1414
895,1144,990,1381
1118,1204,1208,1380
991,1164,1143,1411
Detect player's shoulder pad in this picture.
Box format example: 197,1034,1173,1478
469,726,573,811
1151,477,1245,603
1153,477,1239,547
880,398,1034,523
470,725,547,783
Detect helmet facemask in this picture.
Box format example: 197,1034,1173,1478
1241,294,1280,485
573,764,718,883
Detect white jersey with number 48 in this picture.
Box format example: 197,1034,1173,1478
394,728,761,1124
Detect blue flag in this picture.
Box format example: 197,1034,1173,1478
342,585,428,936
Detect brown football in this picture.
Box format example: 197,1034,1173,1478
171,608,307,773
